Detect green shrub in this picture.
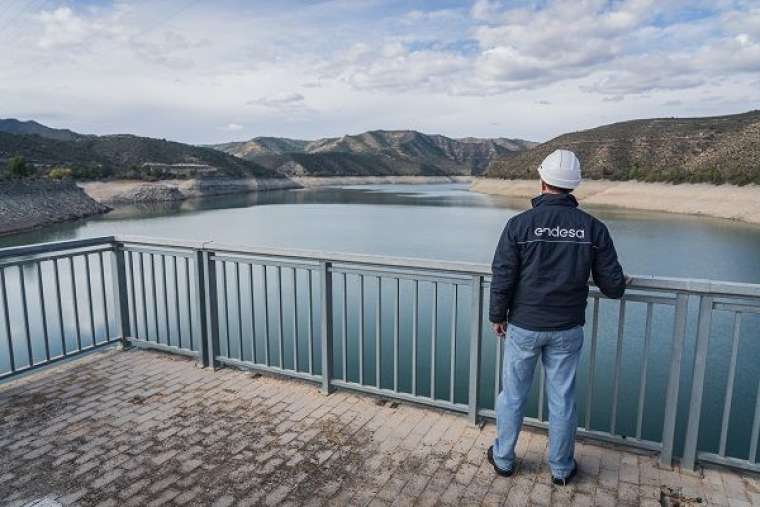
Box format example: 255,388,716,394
48,167,73,180
7,155,33,179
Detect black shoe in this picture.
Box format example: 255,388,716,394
551,460,578,486
487,445,514,477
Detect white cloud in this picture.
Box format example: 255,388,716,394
220,123,244,131
0,0,758,144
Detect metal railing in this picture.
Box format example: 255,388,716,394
1,235,759,473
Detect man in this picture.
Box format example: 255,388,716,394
487,149,627,486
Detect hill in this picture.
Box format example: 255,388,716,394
213,130,536,177
0,122,284,181
485,111,760,185
0,118,86,142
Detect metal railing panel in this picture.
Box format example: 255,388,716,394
4,236,760,474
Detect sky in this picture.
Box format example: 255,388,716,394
0,0,759,144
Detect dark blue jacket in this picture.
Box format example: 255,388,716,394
489,193,626,331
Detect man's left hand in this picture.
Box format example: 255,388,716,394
491,322,507,337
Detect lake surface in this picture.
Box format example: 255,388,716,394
2,183,760,461
4,183,760,282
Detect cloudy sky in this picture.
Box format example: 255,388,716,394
1,0,759,144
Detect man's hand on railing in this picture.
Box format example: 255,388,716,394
491,322,507,338
625,275,634,286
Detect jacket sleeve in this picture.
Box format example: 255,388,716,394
592,222,626,299
489,219,520,323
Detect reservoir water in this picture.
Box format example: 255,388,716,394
2,183,759,462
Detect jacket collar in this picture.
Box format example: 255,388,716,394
531,192,579,209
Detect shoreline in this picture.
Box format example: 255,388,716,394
80,175,473,204
470,178,760,225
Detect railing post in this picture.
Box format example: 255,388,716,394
682,295,714,471
110,242,131,345
468,275,483,425
195,249,220,369
660,293,688,467
320,261,334,394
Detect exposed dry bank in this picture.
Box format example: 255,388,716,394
81,176,473,204
471,178,760,225
0,181,110,235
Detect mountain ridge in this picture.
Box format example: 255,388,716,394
211,129,537,177
486,110,760,185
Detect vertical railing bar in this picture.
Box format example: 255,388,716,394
69,257,82,351
173,256,181,349
660,293,688,467
0,268,15,373
185,257,194,351
36,262,51,361
222,261,230,358
431,281,437,399
201,250,219,368
358,275,364,385
161,255,170,345
249,264,257,364
494,328,501,407
127,252,137,339
682,295,714,471
584,296,599,430
375,276,381,389
342,272,348,380
262,265,270,367
307,269,313,374
635,302,654,440
449,284,457,403
150,253,159,343
138,253,148,340
18,266,33,367
292,267,299,372
749,379,760,464
277,265,284,368
53,260,66,356
467,275,483,424
124,250,140,338
191,250,209,367
411,279,418,396
719,312,742,457
110,245,131,345
610,300,626,435
393,277,400,392
98,252,110,340
319,261,334,394
236,262,244,361
538,362,545,422
84,255,96,346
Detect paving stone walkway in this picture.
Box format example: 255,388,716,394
1,349,758,506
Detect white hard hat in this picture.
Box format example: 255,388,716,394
537,149,582,189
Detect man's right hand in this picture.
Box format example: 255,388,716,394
491,322,507,338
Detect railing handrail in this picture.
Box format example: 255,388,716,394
2,234,760,298
0,236,115,260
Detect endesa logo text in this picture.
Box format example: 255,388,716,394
534,226,586,239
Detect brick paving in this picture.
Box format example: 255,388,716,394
1,349,759,506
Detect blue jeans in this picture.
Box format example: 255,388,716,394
492,323,583,478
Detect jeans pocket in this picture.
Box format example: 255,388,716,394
508,325,538,350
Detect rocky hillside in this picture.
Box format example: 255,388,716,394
0,181,110,235
213,130,535,177
0,122,285,181
486,110,760,185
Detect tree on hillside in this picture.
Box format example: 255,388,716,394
7,155,33,178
